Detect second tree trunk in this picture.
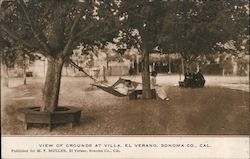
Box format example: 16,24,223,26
142,47,152,99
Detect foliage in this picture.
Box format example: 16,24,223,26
0,35,35,69
1,0,120,60
1,0,249,105
236,55,249,76
0,37,17,68
117,1,249,59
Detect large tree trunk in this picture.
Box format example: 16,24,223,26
40,56,64,112
141,47,152,99
65,65,68,76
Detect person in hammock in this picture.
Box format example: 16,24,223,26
113,79,135,95
151,71,169,100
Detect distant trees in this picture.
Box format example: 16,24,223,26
159,1,249,72
1,37,18,87
0,36,35,86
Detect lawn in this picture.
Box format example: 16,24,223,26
1,75,249,135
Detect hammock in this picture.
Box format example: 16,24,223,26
92,78,141,97
70,60,98,82
91,84,127,97
70,60,141,97
111,77,141,88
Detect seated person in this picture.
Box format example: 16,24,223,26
194,70,205,87
151,71,169,100
184,72,190,82
114,80,135,95
183,71,193,87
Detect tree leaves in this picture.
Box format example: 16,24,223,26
1,0,248,61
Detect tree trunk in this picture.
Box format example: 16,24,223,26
2,65,9,87
43,59,46,77
181,57,184,74
141,47,152,99
40,56,64,112
106,57,110,76
23,55,26,85
106,56,109,70
103,66,106,82
168,57,172,74
66,66,69,76
23,65,26,85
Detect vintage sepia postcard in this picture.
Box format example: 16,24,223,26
1,0,249,158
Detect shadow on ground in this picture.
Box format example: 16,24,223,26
1,77,249,135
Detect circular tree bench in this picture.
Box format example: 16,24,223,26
16,106,81,131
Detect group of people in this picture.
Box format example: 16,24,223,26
181,70,205,88
114,71,169,100
108,70,205,99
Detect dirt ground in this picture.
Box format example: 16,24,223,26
1,75,249,135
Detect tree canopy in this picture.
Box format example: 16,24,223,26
2,0,248,64
117,0,249,58
1,0,124,111
1,0,249,108
1,0,121,59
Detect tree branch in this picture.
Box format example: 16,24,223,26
70,10,84,37
74,27,119,48
129,10,146,19
74,23,96,41
61,1,145,59
17,0,51,53
1,25,40,49
118,1,148,16
62,1,145,60
62,23,95,59
62,8,85,58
